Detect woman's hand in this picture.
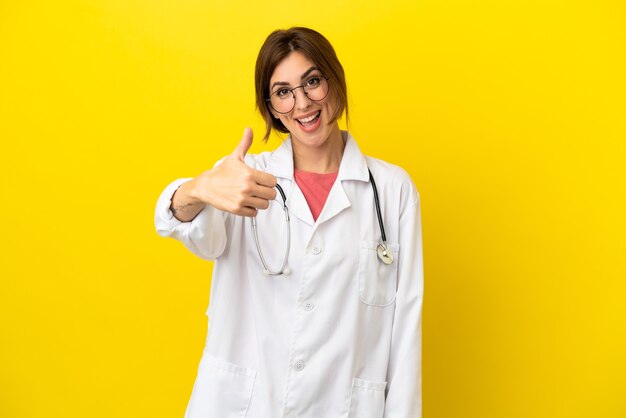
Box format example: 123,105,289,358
171,128,278,221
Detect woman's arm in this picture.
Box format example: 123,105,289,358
384,189,424,417
170,178,205,222
154,128,277,260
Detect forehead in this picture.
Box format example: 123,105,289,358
270,51,318,83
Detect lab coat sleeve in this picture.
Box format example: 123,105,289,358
154,178,228,261
384,193,423,417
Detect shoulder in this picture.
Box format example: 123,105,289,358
242,139,293,176
364,155,419,208
365,156,413,185
243,150,274,170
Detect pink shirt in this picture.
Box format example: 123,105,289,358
293,169,339,221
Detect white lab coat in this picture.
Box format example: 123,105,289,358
154,132,423,418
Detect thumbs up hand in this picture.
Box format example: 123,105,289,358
230,127,254,161
187,128,278,217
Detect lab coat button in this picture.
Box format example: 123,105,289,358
311,246,322,255
303,301,315,311
294,360,306,371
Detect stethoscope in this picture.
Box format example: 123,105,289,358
251,169,393,276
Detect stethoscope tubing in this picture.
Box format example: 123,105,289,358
251,184,291,276
368,169,387,244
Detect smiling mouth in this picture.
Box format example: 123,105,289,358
296,110,321,126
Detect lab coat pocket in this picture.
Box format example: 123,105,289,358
358,241,400,306
347,377,387,418
185,352,257,418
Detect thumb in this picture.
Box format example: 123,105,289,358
230,127,253,161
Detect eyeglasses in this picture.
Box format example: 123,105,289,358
266,75,329,114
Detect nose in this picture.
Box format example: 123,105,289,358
293,86,312,111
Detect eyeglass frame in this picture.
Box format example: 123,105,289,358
265,75,330,114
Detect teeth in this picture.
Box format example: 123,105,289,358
298,111,320,123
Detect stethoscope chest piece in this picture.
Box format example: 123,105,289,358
377,243,393,265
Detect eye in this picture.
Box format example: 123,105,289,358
275,88,291,99
306,76,321,87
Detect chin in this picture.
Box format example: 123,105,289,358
293,128,334,148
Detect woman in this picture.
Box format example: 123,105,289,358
155,27,423,418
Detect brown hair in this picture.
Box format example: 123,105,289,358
255,27,348,141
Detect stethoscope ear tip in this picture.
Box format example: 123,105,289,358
282,267,291,276
262,269,270,276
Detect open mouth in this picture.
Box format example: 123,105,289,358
296,110,321,127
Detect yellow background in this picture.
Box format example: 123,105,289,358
1,1,625,417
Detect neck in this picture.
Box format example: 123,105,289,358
292,124,344,173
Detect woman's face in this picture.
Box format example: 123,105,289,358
269,51,340,150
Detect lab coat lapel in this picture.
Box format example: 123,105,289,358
265,138,315,227
314,134,369,227
314,180,350,226
288,183,316,226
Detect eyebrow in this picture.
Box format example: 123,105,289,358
271,66,320,91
